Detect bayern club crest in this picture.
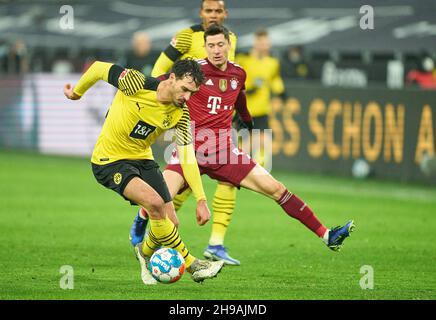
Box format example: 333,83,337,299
230,78,238,90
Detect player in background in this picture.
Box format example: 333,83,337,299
63,59,224,285
134,25,356,262
235,28,286,169
151,0,237,77
131,0,242,265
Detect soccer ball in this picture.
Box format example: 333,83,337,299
149,247,185,284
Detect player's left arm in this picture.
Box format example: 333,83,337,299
151,27,193,77
234,89,254,131
174,106,210,225
64,61,153,99
234,70,254,130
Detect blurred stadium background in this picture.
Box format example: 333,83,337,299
1,0,435,300
1,0,436,182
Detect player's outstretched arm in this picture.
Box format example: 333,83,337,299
64,61,149,100
67,61,113,99
177,143,210,226
175,106,210,226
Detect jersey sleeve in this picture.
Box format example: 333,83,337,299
176,143,206,202
229,32,238,62
151,27,193,77
174,105,193,146
235,69,252,123
73,61,158,97
109,65,148,96
172,28,194,55
235,90,252,123
151,53,175,77
73,61,112,97
174,105,206,201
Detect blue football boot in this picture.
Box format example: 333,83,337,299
203,245,240,266
129,209,148,247
327,220,356,251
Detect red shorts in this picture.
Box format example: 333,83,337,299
165,145,257,191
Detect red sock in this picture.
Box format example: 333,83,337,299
139,207,149,219
277,190,327,238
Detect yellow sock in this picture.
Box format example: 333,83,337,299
173,188,192,211
209,183,237,246
141,232,160,257
147,217,195,268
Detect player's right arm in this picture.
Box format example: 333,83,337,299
64,61,149,100
151,28,193,77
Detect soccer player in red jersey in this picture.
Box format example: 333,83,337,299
133,25,356,261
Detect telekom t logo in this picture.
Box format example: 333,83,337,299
207,96,233,114
207,96,222,114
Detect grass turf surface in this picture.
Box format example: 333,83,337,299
0,150,435,300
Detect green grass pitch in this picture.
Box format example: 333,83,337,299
0,150,435,300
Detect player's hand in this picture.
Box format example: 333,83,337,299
242,119,254,131
63,83,81,100
195,199,211,226
233,114,254,131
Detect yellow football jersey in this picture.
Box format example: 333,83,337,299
91,89,190,165
72,61,207,201
72,61,191,165
236,53,285,117
152,24,237,77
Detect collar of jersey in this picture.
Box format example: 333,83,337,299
205,58,228,73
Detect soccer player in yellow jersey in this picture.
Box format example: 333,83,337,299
63,59,224,285
151,0,237,77
133,0,241,265
236,29,286,169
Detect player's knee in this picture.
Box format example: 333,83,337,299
253,177,284,199
146,196,166,218
271,181,286,200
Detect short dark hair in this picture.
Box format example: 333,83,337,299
171,58,205,87
204,24,230,43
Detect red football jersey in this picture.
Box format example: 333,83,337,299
187,58,246,154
